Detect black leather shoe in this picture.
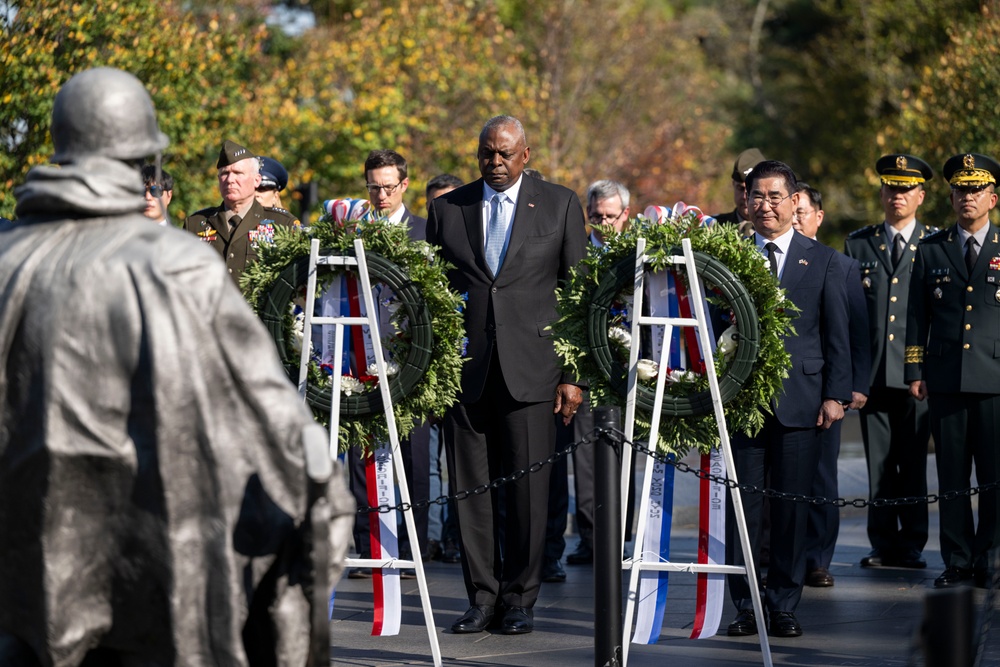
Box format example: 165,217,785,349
896,550,927,569
347,567,372,579
726,609,758,636
500,606,534,634
400,568,416,580
566,543,593,565
542,558,566,583
768,611,803,637
806,567,834,587
451,605,495,634
860,550,886,567
441,539,461,564
935,567,973,588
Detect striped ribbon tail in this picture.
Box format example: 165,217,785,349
366,443,401,636
631,454,676,644
690,449,726,638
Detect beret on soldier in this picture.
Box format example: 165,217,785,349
732,148,766,183
876,154,933,187
943,153,1000,187
258,156,289,192
217,139,255,169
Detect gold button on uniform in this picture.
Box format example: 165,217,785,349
967,305,973,311
967,286,974,292
964,343,971,350
889,334,895,341
965,324,972,330
890,296,897,302
889,315,896,322
891,277,899,284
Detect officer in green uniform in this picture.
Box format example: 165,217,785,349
906,152,1000,588
184,140,299,284
845,154,935,570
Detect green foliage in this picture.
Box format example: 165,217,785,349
0,0,268,220
552,215,795,456
241,216,466,452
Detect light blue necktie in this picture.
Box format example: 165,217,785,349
485,193,507,274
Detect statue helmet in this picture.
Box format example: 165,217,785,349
50,67,169,164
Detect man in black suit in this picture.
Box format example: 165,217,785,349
792,183,870,588
426,115,587,635
725,161,852,638
845,154,936,571
348,149,431,578
906,153,1000,588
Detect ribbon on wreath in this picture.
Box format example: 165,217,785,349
631,204,724,643
319,198,403,636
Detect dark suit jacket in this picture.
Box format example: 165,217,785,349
183,199,298,284
401,206,426,243
837,251,872,396
771,231,853,427
845,222,934,389
905,224,1000,394
425,177,587,403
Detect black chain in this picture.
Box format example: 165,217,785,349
355,426,998,514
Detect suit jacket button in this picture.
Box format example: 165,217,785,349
491,286,497,293
967,286,974,292
891,277,899,284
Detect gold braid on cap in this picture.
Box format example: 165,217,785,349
880,174,925,187
904,346,924,364
949,168,996,187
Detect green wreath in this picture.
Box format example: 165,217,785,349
242,215,466,452
552,212,796,457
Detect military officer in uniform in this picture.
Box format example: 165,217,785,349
845,154,935,570
255,155,292,212
712,147,766,237
906,152,1000,588
184,140,299,284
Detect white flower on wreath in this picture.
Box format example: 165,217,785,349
665,368,699,384
290,310,306,355
636,359,659,381
367,360,400,377
608,326,632,348
340,376,366,396
716,325,739,358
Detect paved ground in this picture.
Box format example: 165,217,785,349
328,413,999,666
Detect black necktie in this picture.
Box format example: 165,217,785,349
891,234,905,269
966,237,979,273
764,242,779,277
229,214,242,231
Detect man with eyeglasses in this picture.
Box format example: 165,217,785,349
713,148,766,238
184,140,299,284
364,149,425,236
906,153,1000,589
725,160,851,639
844,154,936,575
140,164,173,225
793,183,870,589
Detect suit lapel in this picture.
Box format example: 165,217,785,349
502,176,538,272
943,227,969,279
865,225,889,272
970,224,1000,281
461,180,490,276
779,232,813,291
207,205,231,243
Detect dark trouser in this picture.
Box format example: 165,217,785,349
727,418,821,614
805,420,841,571
545,413,571,562
349,423,431,558
859,386,930,557
931,391,1000,571
444,360,555,610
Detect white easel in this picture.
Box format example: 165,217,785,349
619,237,771,667
296,238,442,667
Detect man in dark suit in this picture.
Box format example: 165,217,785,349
845,154,935,571
725,161,852,638
184,140,299,284
792,183,871,588
906,153,1000,588
347,149,432,577
712,148,766,237
426,115,587,635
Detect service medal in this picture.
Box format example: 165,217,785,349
933,287,943,299
995,287,1000,302
862,276,871,288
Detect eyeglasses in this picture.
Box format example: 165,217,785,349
366,182,401,195
145,185,166,197
589,210,625,225
952,184,992,196
749,192,792,209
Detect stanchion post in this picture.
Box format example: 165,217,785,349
594,406,623,667
920,587,973,667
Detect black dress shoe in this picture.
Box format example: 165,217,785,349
860,550,886,567
566,543,593,565
542,558,566,583
726,609,757,636
441,539,461,564
768,611,802,637
451,605,495,633
934,567,973,588
896,550,927,569
806,567,834,587
400,568,416,580
347,567,372,579
500,606,534,634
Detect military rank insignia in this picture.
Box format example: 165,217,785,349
248,222,276,249
197,228,218,243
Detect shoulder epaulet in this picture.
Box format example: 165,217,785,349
187,205,222,219
921,227,949,243
265,206,292,215
846,224,879,239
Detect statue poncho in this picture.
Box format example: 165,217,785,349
0,157,353,666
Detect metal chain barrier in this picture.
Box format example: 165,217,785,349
354,425,998,514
